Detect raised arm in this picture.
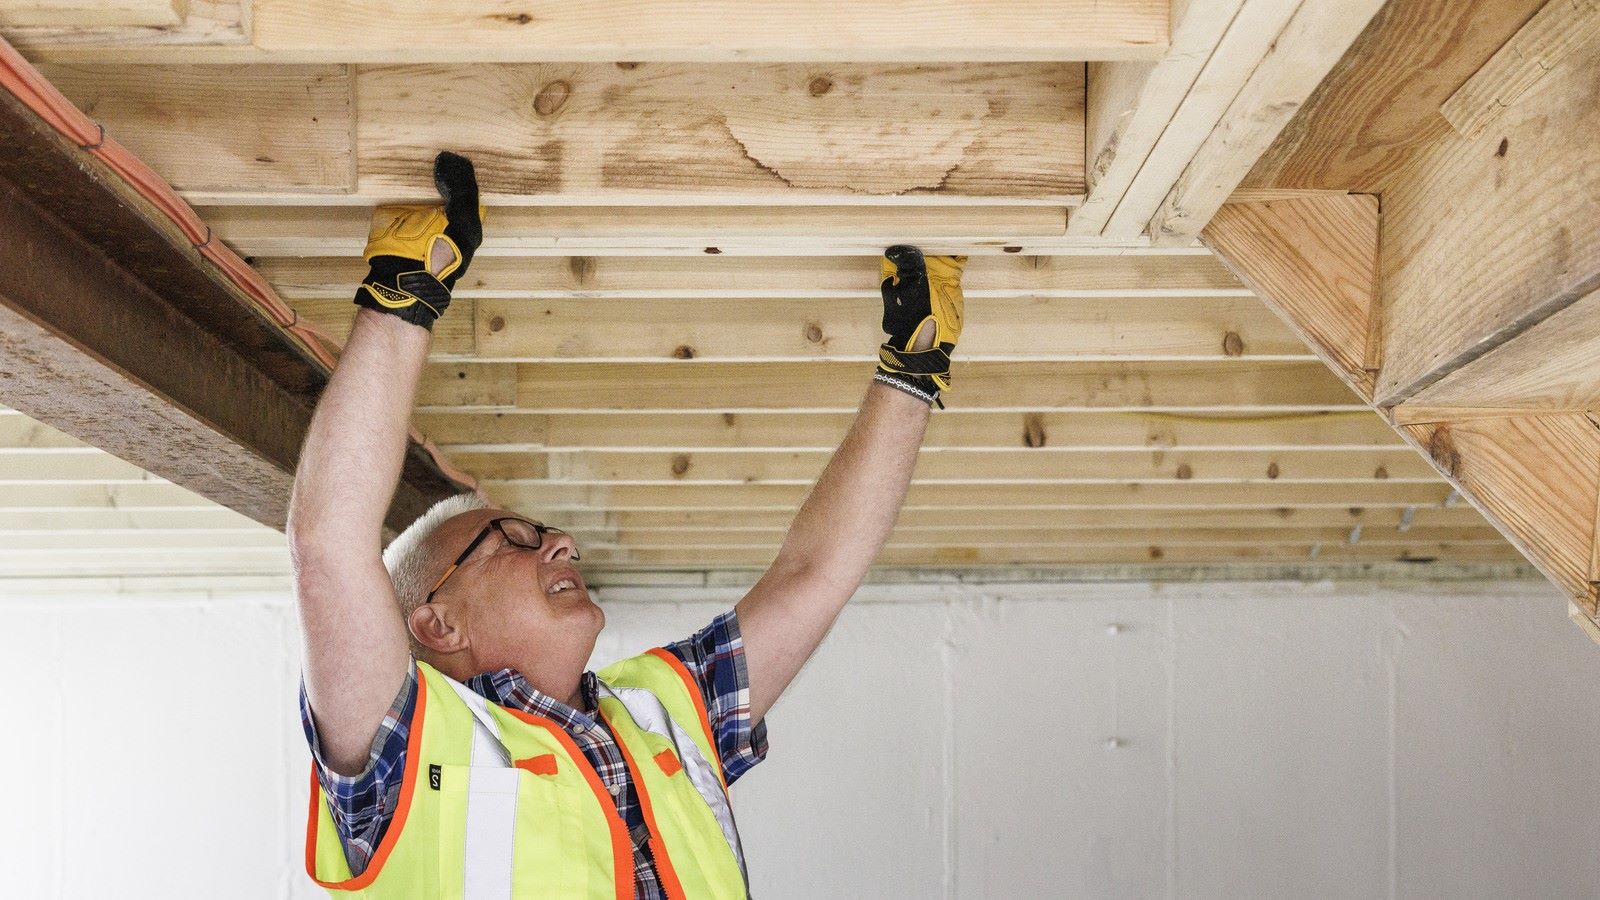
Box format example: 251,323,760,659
287,153,482,775
736,248,965,721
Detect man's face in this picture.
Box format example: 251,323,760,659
417,508,602,670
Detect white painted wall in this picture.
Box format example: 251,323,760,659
2,577,1597,899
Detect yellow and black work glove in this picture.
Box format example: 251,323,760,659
354,151,484,330
874,245,966,408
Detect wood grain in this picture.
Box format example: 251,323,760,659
430,361,1367,413
355,63,1085,202
1242,0,1545,192
1402,287,1600,409
1440,0,1600,139
1376,36,1600,403
1399,414,1600,609
260,252,1244,300
1149,0,1387,244
40,64,355,192
1202,195,1379,399
1073,0,1248,235
461,295,1306,363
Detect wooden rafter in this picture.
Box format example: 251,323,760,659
0,74,463,532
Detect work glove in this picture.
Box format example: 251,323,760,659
874,245,966,408
353,151,484,330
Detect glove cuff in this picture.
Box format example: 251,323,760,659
353,256,452,330
873,371,944,409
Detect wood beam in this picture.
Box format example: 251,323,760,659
412,361,1366,413
417,410,1404,453
1375,30,1600,405
1073,0,1250,235
1397,413,1600,614
1439,0,1600,140
1147,0,1387,244
260,253,1244,299
1201,194,1379,398
292,294,1306,364
0,72,461,531
454,447,1436,486
4,1,1168,63
1241,0,1547,193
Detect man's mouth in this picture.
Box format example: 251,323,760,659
545,573,581,595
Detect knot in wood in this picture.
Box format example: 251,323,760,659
672,345,697,360
1022,414,1047,448
670,454,691,477
533,80,572,117
1266,461,1280,479
1373,465,1389,480
487,315,506,333
1174,463,1193,480
1002,245,1022,254
1426,426,1460,477
616,61,641,70
803,322,824,344
567,255,596,284
808,76,833,96
1222,331,1244,357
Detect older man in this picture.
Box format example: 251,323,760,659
289,153,966,898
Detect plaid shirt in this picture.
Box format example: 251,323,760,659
301,610,767,898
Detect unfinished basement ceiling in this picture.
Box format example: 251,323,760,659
0,1,1540,576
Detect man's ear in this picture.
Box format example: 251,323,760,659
409,602,469,655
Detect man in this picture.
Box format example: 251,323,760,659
289,152,966,898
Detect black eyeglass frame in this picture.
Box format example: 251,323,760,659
424,517,576,604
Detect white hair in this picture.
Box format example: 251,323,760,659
384,492,490,625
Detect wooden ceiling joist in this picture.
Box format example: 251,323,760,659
1204,9,1600,632
3,1,1169,64
0,69,462,532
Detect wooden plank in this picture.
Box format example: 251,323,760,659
355,63,1084,202
457,448,1437,486
260,252,1245,299
1148,0,1388,244
0,0,183,28
0,547,290,576
1242,0,1547,192
1402,286,1600,410
1399,414,1600,612
1375,35,1600,404
0,507,261,530
485,481,1454,512
1074,0,1248,235
1201,195,1380,398
417,410,1405,452
419,361,1367,413
0,451,158,483
0,0,245,51
207,204,1114,257
10,0,1169,63
579,542,1521,568
460,295,1306,363
0,530,285,549
0,483,214,509
601,505,1490,532
1440,0,1600,140
588,526,1502,550
1098,0,1305,238
39,64,355,193
287,297,476,358
0,411,84,448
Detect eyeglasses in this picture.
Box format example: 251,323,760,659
425,517,577,604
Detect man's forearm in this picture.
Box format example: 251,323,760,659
287,309,432,553
773,381,928,584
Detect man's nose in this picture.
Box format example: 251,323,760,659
540,532,578,562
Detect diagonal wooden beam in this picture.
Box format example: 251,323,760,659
0,78,464,532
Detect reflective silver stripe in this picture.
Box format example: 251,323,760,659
601,682,749,885
443,676,518,899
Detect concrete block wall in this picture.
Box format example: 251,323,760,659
2,577,1597,898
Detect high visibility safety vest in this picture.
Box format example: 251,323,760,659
306,649,749,899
